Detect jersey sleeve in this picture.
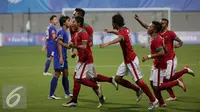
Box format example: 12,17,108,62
81,32,89,45
86,25,94,41
170,31,178,40
154,38,164,52
57,30,64,40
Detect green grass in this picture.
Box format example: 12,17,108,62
0,45,200,112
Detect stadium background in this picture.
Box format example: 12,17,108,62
0,0,200,112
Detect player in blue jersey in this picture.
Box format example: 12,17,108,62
49,15,72,99
43,15,57,76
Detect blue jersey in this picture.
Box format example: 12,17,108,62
46,24,57,44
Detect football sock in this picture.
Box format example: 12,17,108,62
170,69,188,81
62,76,70,95
44,59,51,73
119,79,140,92
80,78,98,89
49,76,58,96
96,74,111,82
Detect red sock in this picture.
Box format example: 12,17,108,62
80,78,98,89
150,81,165,105
170,69,188,81
163,78,176,98
96,74,111,82
159,80,179,90
137,80,155,102
119,79,140,92
72,80,81,101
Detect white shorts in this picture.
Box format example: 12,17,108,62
165,56,177,79
74,62,97,79
116,56,143,82
149,67,166,86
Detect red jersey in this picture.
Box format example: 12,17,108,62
71,29,93,63
70,23,93,42
159,30,177,60
150,34,167,69
118,27,136,64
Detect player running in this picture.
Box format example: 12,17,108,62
135,14,195,101
48,16,72,99
100,13,158,110
56,16,106,108
43,15,57,76
65,8,118,107
142,21,188,107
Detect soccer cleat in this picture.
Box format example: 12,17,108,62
65,94,73,99
148,99,158,110
166,97,177,101
177,78,187,92
48,95,62,100
97,96,106,108
184,66,195,77
62,100,77,107
111,76,118,90
43,72,53,76
136,88,143,102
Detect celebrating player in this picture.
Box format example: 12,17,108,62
59,16,105,108
135,14,195,101
48,16,72,99
65,8,118,107
43,15,57,76
100,14,158,110
142,21,187,107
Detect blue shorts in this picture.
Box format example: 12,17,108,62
54,59,68,71
46,43,55,57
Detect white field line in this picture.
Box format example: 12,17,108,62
0,64,198,70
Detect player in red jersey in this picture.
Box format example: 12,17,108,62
67,8,118,107
142,21,187,107
100,14,158,110
135,14,195,101
57,16,106,108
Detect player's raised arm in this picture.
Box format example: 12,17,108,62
104,29,119,35
99,35,123,48
134,14,149,29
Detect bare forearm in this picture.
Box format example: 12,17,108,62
107,37,122,46
58,44,63,59
136,19,148,29
73,45,86,49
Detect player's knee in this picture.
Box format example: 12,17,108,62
48,56,53,60
115,76,122,83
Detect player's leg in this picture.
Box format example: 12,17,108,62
43,44,53,75
62,60,72,98
95,74,118,90
49,70,61,99
115,62,140,92
128,57,157,109
149,68,165,107
170,56,195,81
164,59,177,101
87,65,106,108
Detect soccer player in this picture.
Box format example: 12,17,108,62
100,14,158,110
48,15,72,99
59,16,105,108
43,15,57,76
66,8,118,107
142,21,187,107
135,14,195,101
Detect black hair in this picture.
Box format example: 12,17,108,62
59,15,70,27
50,15,57,21
112,14,125,27
161,18,169,25
75,16,84,27
152,21,162,33
75,8,85,17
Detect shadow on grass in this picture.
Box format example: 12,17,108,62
176,96,200,104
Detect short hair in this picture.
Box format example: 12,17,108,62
161,18,169,25
59,15,70,27
75,16,84,27
112,14,125,27
50,15,57,21
75,8,85,17
152,21,162,33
